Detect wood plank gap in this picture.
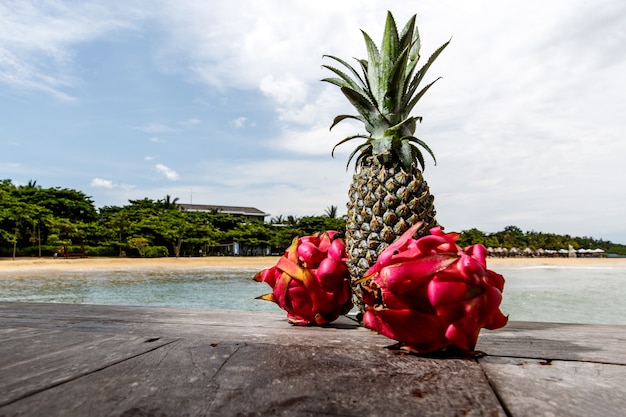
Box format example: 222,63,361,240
476,358,514,417
483,353,626,367
0,338,180,407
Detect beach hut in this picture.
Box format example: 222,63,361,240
494,247,508,257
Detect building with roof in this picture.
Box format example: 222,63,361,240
176,204,271,256
177,204,269,222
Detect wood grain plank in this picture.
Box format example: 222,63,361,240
477,321,626,365
205,343,505,417
0,332,176,407
0,302,397,349
479,356,626,417
0,339,506,417
7,302,625,362
0,330,155,368
3,302,625,416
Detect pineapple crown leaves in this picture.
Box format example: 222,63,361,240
322,11,449,172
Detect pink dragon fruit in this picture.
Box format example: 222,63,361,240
254,231,353,325
359,223,508,352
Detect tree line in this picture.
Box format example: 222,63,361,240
1,179,625,258
455,225,626,256
0,179,345,258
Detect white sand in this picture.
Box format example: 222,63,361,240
1,255,624,274
0,256,280,273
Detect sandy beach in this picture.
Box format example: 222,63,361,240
0,256,280,273
1,256,625,273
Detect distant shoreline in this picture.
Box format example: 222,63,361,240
1,256,625,273
0,256,279,273
484,257,626,269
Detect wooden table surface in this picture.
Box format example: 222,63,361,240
1,302,624,417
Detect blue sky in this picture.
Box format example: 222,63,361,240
2,0,626,243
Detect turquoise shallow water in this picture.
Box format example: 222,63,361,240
0,268,278,312
1,266,625,325
496,266,626,325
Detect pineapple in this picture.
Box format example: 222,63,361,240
322,11,449,308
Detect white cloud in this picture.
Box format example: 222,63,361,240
90,178,135,190
0,47,76,101
164,157,352,218
149,137,164,143
90,177,115,188
155,163,180,181
153,1,336,88
271,122,359,160
0,0,143,99
230,117,247,129
259,74,308,107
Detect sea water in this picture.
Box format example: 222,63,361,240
1,266,625,325
497,266,626,325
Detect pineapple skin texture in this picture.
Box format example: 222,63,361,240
345,158,437,284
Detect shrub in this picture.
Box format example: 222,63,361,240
144,246,169,258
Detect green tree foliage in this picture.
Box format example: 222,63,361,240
141,209,188,257
456,228,486,248
127,237,149,258
457,225,626,255
296,215,346,235
2,178,625,257
16,182,97,222
0,188,49,259
0,180,97,257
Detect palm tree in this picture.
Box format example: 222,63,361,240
270,215,285,224
324,205,338,219
162,195,180,210
286,215,300,227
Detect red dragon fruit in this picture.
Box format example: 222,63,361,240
254,231,353,325
358,223,508,352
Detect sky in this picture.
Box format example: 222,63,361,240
1,0,626,243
